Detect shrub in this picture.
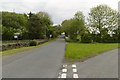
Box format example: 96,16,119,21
29,40,37,46
65,37,75,42
81,34,92,43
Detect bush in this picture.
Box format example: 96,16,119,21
81,34,92,43
2,42,29,51
29,40,37,46
65,37,72,42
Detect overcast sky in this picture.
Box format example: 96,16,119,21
0,0,119,24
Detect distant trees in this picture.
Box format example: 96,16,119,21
1,4,119,43
2,11,57,40
62,11,86,41
61,4,119,43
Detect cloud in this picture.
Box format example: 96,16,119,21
0,0,119,24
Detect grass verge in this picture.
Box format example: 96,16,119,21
0,38,58,56
65,43,119,62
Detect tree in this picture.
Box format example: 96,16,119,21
36,12,53,38
116,13,120,43
62,11,86,41
2,12,28,40
28,12,53,39
74,11,86,36
2,12,28,29
88,5,118,42
62,19,84,40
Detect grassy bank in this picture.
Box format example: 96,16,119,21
65,43,118,62
0,38,57,56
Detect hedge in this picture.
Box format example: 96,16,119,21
2,39,48,51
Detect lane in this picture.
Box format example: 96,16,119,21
2,38,66,78
76,48,118,78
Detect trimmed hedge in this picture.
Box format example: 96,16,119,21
2,39,48,51
2,42,29,51
29,40,37,46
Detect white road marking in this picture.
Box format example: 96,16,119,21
58,72,61,78
58,76,61,78
63,64,67,68
62,69,67,72
73,74,79,78
72,64,76,68
73,68,77,72
58,64,79,78
61,73,67,78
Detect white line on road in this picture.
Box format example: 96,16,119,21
63,64,67,68
72,64,76,68
58,64,79,78
73,68,77,72
73,74,79,78
62,69,67,72
61,73,67,78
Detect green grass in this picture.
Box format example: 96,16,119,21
0,46,35,56
65,43,119,62
0,38,58,56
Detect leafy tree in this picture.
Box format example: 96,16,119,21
2,26,17,40
28,12,53,39
117,13,120,43
2,12,28,40
88,5,118,42
62,11,86,41
2,12,28,30
36,12,53,38
47,26,58,38
74,11,86,36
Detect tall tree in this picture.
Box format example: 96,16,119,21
74,11,86,35
28,12,53,39
88,5,118,42
2,12,28,40
62,11,86,40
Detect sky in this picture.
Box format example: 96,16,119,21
0,0,119,24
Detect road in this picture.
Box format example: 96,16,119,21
2,38,66,78
75,48,118,78
2,38,118,78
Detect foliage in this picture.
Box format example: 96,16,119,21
2,4,119,43
65,37,74,42
2,26,16,40
81,33,92,43
88,5,118,42
2,12,28,29
62,11,86,41
2,11,56,40
2,12,28,40
46,25,58,38
28,12,53,39
29,40,37,46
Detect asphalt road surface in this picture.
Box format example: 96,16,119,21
2,38,119,78
2,38,66,78
75,48,118,78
